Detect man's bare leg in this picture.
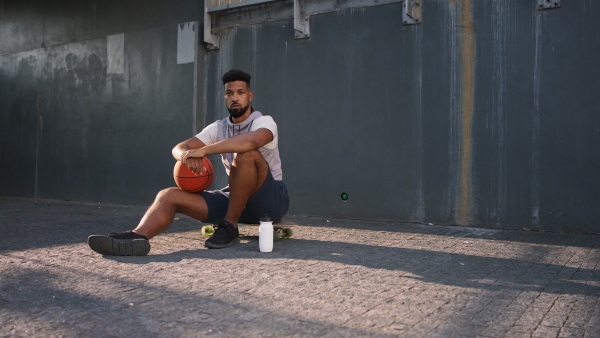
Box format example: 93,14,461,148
223,149,269,226
87,188,207,256
132,187,209,239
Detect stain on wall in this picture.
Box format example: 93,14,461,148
455,0,476,225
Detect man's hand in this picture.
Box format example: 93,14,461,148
180,148,207,175
184,157,205,175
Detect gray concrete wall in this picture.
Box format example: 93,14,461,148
0,0,203,204
2,0,599,233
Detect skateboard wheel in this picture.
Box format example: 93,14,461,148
273,229,281,242
201,225,214,236
281,228,293,239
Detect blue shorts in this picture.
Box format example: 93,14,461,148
200,169,289,224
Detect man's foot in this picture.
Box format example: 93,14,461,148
204,220,240,249
88,231,150,256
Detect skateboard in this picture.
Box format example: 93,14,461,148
201,220,297,241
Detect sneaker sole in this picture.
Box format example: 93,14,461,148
88,235,150,256
204,236,240,249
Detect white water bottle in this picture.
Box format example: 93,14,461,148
259,215,273,252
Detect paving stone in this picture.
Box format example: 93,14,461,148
584,325,600,338
533,325,561,337
559,326,586,338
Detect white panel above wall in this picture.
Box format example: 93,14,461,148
107,33,124,74
177,22,197,64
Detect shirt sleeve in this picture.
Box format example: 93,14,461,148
251,116,278,150
194,121,219,145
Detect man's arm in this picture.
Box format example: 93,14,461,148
180,128,273,164
173,137,207,174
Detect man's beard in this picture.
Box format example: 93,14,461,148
227,104,249,119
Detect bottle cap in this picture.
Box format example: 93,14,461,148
260,214,271,222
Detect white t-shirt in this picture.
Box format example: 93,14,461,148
195,111,283,180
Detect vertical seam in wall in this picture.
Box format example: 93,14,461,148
35,90,41,198
201,49,209,132
492,0,508,225
415,25,425,222
193,22,199,135
35,3,47,198
531,12,542,229
448,0,459,221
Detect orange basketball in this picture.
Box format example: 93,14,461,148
173,157,214,193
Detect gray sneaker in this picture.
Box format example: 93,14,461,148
88,231,150,256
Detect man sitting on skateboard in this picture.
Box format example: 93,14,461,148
88,69,289,255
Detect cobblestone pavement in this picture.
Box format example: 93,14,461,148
1,196,599,337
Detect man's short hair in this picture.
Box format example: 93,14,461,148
222,69,251,87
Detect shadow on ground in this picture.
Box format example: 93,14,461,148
100,237,600,298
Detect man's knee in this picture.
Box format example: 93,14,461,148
156,187,183,202
156,186,204,207
153,187,208,220
233,149,263,166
